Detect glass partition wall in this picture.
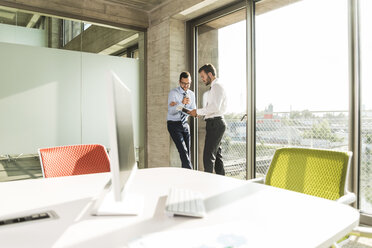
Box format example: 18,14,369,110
0,6,145,182
190,0,371,225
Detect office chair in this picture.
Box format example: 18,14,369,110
251,148,357,247
252,147,355,204
38,144,110,178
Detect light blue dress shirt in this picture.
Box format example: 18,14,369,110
167,86,196,122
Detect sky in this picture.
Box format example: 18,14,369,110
217,0,372,113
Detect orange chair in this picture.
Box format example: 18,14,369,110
38,144,110,178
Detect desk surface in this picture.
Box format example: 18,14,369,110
0,167,359,248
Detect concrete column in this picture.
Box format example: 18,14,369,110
147,19,170,168
169,18,187,167
196,25,219,172
47,17,62,48
146,18,187,168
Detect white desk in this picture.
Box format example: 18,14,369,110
0,167,359,248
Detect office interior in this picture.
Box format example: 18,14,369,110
0,0,372,245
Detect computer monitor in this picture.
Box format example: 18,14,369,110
92,71,143,216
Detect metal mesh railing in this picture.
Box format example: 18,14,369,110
221,116,247,179
361,114,372,214
222,111,349,180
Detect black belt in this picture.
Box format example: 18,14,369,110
205,116,223,121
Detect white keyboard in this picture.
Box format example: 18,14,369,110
165,187,206,218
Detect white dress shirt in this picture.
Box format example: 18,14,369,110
197,78,227,119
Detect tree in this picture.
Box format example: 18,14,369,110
302,120,343,142
290,111,301,119
290,109,314,119
301,110,314,119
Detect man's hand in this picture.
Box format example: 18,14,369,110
169,101,177,106
188,109,197,117
182,97,190,105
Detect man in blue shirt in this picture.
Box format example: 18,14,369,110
167,72,196,169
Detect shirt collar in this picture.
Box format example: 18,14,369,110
211,78,218,87
178,86,188,94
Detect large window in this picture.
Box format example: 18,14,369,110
196,7,247,179
255,0,349,176
190,0,369,223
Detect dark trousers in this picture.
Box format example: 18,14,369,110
203,118,226,175
167,121,192,169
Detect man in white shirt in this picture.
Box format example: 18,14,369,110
189,64,227,175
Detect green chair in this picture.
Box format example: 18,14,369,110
253,147,355,204
252,148,357,247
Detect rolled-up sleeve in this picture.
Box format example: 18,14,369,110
167,90,179,115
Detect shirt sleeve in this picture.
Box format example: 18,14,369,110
167,90,180,115
197,84,224,116
189,91,196,110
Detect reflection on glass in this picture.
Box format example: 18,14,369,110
255,0,349,177
0,6,142,57
63,20,83,46
0,6,47,46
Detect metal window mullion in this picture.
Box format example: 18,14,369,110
192,25,199,171
348,0,360,210
246,0,256,180
350,0,372,225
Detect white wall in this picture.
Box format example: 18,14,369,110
0,23,46,47
0,42,140,155
81,53,141,149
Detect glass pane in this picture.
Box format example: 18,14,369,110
0,6,16,43
0,6,47,47
0,6,145,181
0,6,17,26
62,19,82,52
255,0,349,177
360,0,372,215
197,9,247,179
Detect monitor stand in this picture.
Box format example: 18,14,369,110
91,187,144,216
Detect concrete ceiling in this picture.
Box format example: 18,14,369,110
0,0,303,31
203,0,302,30
0,0,303,55
104,0,170,12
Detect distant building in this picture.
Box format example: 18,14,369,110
264,104,273,119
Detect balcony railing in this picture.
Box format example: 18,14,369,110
222,110,372,212
223,110,351,179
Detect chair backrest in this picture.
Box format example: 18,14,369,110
38,144,110,178
265,148,352,200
